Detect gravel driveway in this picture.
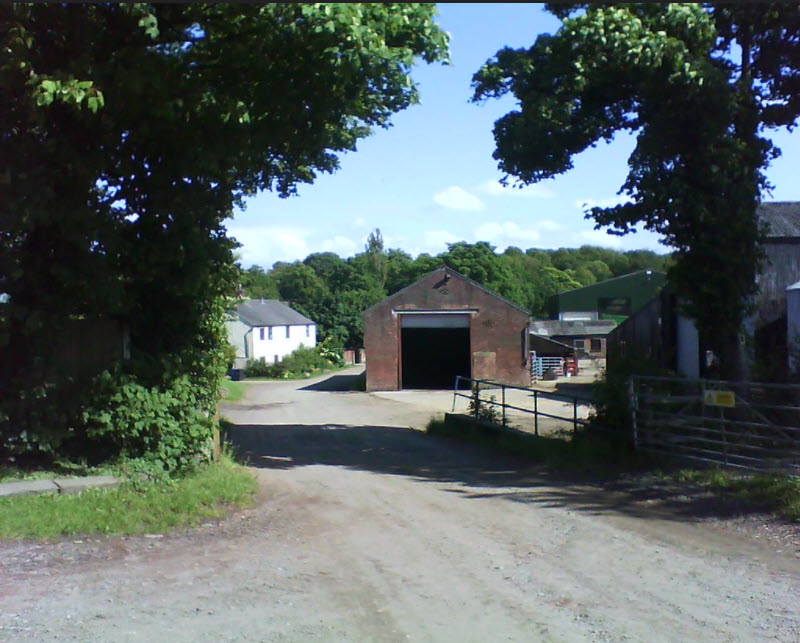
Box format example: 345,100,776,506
1,367,799,642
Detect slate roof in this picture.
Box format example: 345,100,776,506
234,299,315,327
363,266,531,317
758,202,800,239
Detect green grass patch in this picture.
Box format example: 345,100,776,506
0,455,258,540
428,414,647,478
665,468,800,522
220,378,246,402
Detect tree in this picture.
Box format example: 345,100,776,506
239,265,279,300
472,3,800,377
439,242,527,307
0,3,448,459
363,228,389,291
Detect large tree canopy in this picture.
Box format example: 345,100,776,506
0,3,448,458
473,2,800,377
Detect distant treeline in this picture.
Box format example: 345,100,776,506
239,233,669,349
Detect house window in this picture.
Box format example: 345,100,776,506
590,338,602,353
306,324,310,337
274,354,279,363
268,327,273,340
286,325,290,338
259,328,265,341
574,339,586,351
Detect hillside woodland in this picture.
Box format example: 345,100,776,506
238,233,669,349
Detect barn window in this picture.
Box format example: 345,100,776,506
259,328,265,340
306,324,310,337
286,326,290,338
268,327,273,340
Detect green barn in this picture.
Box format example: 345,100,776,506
548,269,666,323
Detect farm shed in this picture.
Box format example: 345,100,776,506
548,269,666,322
363,267,530,391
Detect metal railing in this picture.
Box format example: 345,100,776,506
452,376,592,436
631,375,800,473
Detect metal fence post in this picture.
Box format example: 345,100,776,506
628,376,638,449
534,390,539,437
502,385,507,427
573,397,578,435
452,376,459,412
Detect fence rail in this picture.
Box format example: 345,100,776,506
631,375,800,473
452,376,594,437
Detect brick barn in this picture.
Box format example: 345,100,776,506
363,267,531,391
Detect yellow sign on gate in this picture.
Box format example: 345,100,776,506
703,390,736,408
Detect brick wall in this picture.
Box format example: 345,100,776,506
364,268,530,391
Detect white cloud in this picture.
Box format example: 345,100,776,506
433,186,485,211
539,219,562,232
474,221,542,249
227,224,310,266
477,180,557,200
579,228,624,248
575,195,630,211
423,229,459,252
351,217,367,229
321,235,358,256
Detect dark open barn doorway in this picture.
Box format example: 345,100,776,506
401,327,470,389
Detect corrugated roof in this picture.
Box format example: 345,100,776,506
758,202,800,238
531,319,617,337
235,300,315,327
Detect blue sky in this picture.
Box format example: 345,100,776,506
227,3,800,268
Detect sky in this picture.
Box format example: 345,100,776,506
226,3,800,269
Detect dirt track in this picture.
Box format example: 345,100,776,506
1,368,799,642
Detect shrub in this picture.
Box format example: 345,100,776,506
244,344,342,379
590,357,674,432
467,386,501,424
81,371,214,475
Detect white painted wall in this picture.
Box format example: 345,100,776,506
250,324,317,362
225,319,250,359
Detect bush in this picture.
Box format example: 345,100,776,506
243,344,343,379
590,357,674,432
467,386,501,424
81,371,214,475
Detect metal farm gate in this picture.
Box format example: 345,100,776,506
630,375,800,473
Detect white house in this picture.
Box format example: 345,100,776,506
226,299,317,369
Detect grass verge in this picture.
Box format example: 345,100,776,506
665,468,800,522
220,378,246,402
427,415,648,478
430,415,800,522
0,454,258,540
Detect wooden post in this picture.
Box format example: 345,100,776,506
534,390,539,437
628,377,638,449
212,403,222,462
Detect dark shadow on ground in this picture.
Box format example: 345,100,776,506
226,422,788,525
550,381,596,402
299,370,364,392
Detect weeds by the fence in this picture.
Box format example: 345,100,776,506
427,415,647,478
664,468,800,522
